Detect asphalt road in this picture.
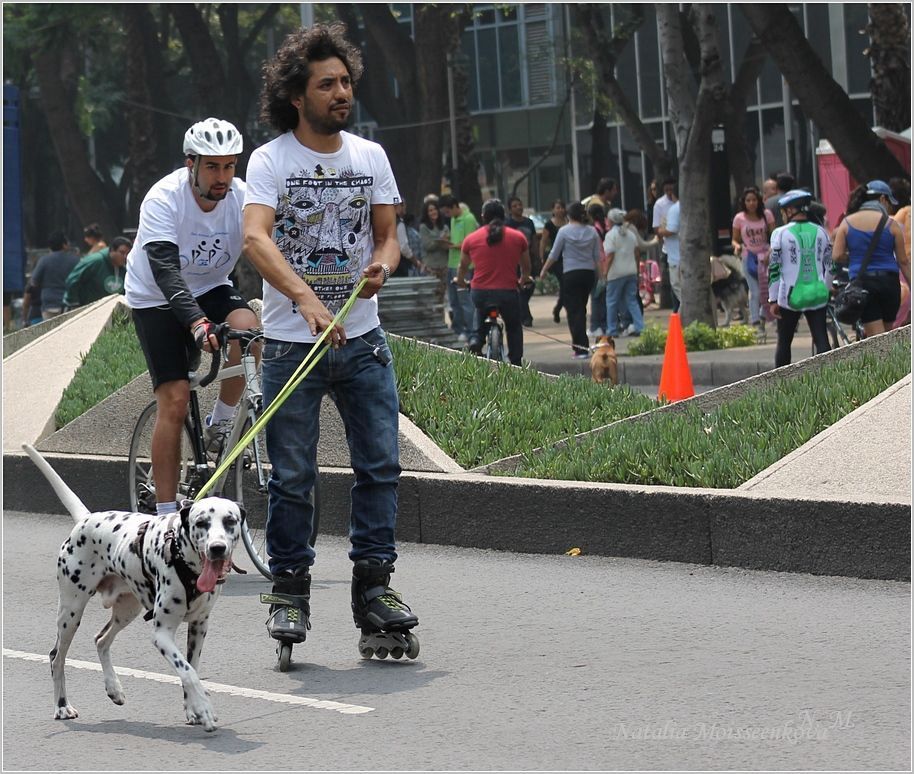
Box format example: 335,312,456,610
3,509,910,771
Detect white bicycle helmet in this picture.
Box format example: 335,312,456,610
183,117,243,157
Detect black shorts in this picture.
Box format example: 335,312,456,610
132,285,253,390
858,271,901,324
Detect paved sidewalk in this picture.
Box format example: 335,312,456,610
2,296,122,452
518,291,810,385
740,374,911,503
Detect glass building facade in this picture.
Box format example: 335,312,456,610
357,3,889,215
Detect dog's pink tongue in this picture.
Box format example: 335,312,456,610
197,559,219,593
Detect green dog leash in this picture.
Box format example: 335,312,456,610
195,278,368,500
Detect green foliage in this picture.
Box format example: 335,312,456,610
55,318,910,492
512,341,911,488
536,273,559,295
391,337,656,468
626,323,668,356
627,322,759,356
683,321,719,352
54,311,147,429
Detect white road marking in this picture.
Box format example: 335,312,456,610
3,648,374,715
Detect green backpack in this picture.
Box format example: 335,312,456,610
786,222,830,309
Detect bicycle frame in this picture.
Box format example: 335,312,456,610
189,337,265,499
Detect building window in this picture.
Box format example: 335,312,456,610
460,4,557,112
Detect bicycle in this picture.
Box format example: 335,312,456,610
813,273,864,355
127,325,319,581
478,305,508,362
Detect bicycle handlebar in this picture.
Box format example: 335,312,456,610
197,325,264,388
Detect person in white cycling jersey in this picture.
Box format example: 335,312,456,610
125,117,259,517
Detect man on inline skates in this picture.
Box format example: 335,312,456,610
242,22,419,663
125,118,260,517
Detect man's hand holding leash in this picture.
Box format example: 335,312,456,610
358,261,390,299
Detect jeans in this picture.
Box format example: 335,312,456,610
743,253,760,324
470,288,524,365
261,327,401,573
669,263,682,313
447,267,476,337
589,283,607,334
605,274,644,335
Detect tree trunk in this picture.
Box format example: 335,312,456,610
453,59,482,216
411,8,453,208
658,4,724,327
866,3,911,134
588,110,612,196
724,40,767,195
122,5,159,228
741,4,906,182
170,4,228,117
573,4,677,184
32,46,118,238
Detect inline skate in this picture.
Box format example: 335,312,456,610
261,567,311,671
351,559,419,660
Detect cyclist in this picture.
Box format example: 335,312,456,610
767,189,833,367
125,117,260,517
455,199,532,366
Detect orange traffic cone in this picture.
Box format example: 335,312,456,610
658,312,695,402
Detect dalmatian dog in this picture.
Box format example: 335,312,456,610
23,444,242,733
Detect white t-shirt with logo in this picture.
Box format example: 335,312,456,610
244,130,400,342
125,167,246,308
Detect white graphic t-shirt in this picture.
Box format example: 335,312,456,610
125,167,246,308
244,131,400,342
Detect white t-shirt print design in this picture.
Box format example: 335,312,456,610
276,164,374,316
245,131,401,342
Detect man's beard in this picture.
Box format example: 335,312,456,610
302,101,351,135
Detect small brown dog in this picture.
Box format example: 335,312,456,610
590,336,618,385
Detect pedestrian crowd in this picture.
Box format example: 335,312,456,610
406,167,910,366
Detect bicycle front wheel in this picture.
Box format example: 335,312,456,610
234,418,321,581
128,400,200,513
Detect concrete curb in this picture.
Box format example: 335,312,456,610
4,451,909,581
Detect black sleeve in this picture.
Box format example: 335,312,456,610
145,241,206,328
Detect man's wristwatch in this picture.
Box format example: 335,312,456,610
381,263,391,284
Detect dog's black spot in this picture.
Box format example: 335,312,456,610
163,607,171,615
106,514,116,521
49,647,58,661
66,546,74,555
159,647,166,655
70,571,81,584
173,596,182,604
62,623,67,629
58,697,68,708
70,612,75,618
112,524,122,533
